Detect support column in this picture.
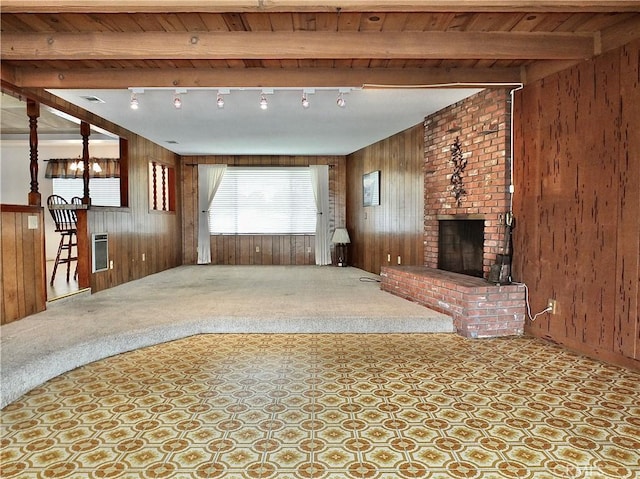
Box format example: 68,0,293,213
27,100,41,206
81,121,91,206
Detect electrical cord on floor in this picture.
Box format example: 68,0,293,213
359,277,381,283
518,282,553,321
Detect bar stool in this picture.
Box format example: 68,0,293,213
47,195,78,285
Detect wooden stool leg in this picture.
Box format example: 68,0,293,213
51,235,64,286
65,232,73,282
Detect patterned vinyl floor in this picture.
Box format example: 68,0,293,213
1,334,639,478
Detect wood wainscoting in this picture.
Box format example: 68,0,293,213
1,205,46,324
209,235,315,266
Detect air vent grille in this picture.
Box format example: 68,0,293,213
80,95,105,103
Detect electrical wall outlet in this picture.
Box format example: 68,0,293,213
142,253,146,261
109,260,114,270
547,299,557,315
397,256,402,265
307,247,312,253
387,254,391,262
255,246,260,253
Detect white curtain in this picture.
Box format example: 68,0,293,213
309,165,331,265
197,164,226,264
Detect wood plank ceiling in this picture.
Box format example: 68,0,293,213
2,1,639,93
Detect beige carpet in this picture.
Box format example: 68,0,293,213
0,265,453,408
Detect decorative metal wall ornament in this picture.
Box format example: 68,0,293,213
450,136,467,207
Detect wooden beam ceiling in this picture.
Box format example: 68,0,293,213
1,5,638,90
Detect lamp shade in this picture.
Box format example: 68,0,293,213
332,228,351,244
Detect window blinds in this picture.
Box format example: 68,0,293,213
208,167,317,234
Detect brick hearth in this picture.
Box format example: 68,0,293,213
381,266,525,339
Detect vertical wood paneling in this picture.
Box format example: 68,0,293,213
615,40,640,360
346,124,425,275
513,39,640,367
1,206,46,325
86,133,182,293
181,155,345,266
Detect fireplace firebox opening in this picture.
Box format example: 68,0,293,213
438,219,484,278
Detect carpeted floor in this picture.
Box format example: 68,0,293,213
2,333,639,478
0,265,453,408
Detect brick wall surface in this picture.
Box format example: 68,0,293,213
424,89,512,276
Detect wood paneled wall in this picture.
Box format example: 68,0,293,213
1,205,46,324
346,124,425,275
181,155,345,265
1,88,184,297
87,136,182,293
513,39,640,368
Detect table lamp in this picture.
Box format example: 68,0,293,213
332,228,351,267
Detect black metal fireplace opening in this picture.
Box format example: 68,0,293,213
438,219,485,278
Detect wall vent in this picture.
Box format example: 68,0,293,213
92,233,109,272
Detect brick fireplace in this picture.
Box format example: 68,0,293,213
381,89,525,338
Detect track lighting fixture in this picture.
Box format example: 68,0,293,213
129,93,139,110
173,92,182,109
122,87,361,113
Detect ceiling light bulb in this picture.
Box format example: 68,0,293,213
130,93,139,110
216,94,225,109
336,93,346,108
301,94,310,109
173,93,182,109
260,95,268,110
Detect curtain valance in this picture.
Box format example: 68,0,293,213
45,158,120,179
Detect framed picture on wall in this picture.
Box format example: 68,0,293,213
363,170,380,207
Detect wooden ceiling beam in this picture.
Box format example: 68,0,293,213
2,1,639,13
9,66,523,89
600,15,640,53
521,60,582,84
2,31,595,61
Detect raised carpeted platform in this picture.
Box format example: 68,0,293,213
0,265,453,408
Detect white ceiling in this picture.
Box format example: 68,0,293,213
46,88,481,156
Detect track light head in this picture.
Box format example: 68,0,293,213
130,93,139,110
336,92,346,108
301,94,310,109
173,93,182,109
260,94,268,110
216,94,225,109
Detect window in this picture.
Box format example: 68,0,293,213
52,178,121,207
208,167,316,234
149,161,175,212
